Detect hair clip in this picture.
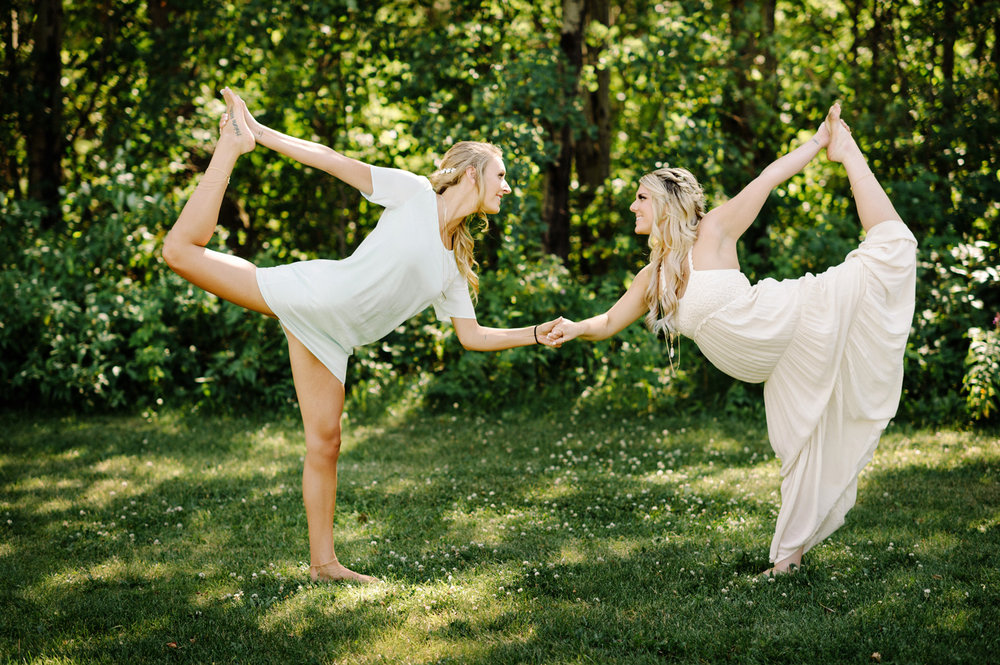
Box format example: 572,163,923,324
437,167,456,175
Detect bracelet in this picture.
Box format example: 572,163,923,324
533,325,538,344
851,171,878,190
204,166,230,184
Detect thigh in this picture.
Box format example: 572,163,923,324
285,328,346,439
173,246,275,316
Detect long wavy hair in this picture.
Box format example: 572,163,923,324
640,167,706,335
427,141,503,297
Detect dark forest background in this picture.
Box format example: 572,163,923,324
2,0,998,424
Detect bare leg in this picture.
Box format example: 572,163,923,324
285,330,377,584
162,88,273,315
826,105,902,232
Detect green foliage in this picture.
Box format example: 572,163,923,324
902,233,1000,424
964,321,1000,423
0,188,294,412
4,0,1000,424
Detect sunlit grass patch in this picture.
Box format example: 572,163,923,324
1,410,997,664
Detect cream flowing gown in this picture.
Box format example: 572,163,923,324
674,220,917,562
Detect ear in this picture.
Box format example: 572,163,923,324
465,165,477,183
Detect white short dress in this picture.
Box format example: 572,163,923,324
673,220,917,562
256,166,476,383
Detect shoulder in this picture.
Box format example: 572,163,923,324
627,264,654,294
365,167,433,207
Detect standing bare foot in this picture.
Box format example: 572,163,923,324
309,559,379,584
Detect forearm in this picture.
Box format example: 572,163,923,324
461,324,542,352
758,135,823,187
255,125,338,170
574,314,616,341
255,124,373,193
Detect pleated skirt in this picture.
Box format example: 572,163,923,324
691,220,917,561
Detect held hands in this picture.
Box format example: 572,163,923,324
545,318,583,347
534,317,566,348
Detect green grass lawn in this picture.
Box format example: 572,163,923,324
1,405,997,664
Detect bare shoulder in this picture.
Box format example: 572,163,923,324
630,263,654,290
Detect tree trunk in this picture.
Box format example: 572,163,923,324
541,0,585,260
26,0,63,228
1,3,22,196
724,0,777,260
543,0,613,261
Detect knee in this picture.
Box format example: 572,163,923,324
306,421,342,462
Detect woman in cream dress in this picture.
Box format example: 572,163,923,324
163,88,561,583
551,104,916,575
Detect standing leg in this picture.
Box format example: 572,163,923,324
285,329,376,584
826,105,903,232
162,88,273,316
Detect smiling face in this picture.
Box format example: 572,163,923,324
630,183,656,235
478,156,512,214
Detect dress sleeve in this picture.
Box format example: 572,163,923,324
433,274,476,322
361,165,432,209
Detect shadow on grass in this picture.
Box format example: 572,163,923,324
1,409,997,663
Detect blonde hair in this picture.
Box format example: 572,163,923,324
640,167,706,335
427,141,503,297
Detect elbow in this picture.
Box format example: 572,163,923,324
458,337,485,352
161,231,185,274
454,331,476,352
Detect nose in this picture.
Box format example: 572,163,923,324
502,180,511,194
629,200,638,212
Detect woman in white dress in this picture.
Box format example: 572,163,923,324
549,103,916,575
163,88,561,583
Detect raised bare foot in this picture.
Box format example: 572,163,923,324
309,559,379,584
812,102,839,148
219,87,256,154
224,87,266,142
825,104,860,164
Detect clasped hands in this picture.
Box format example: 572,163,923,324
534,317,582,349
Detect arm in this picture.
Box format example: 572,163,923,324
552,266,651,343
705,106,835,245
225,87,373,195
452,317,562,352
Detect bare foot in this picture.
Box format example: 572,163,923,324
224,88,266,142
219,87,256,154
826,105,859,164
309,559,379,584
759,562,799,578
812,102,839,148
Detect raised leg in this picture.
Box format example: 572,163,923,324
162,88,273,316
285,329,377,584
826,105,903,232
